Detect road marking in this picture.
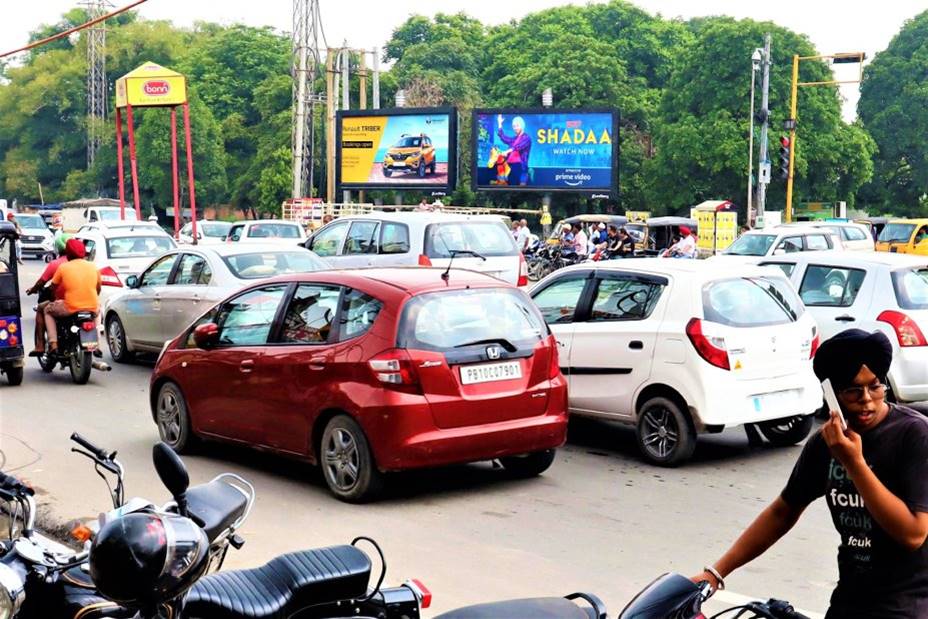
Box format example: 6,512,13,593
712,589,825,619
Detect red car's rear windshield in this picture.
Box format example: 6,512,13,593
397,288,547,352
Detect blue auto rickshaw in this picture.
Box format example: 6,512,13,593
0,221,24,385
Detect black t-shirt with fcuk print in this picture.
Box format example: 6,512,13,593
781,405,928,618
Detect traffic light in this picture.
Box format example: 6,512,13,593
778,135,791,180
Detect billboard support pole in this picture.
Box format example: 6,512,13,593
182,101,198,244
542,89,553,238
125,102,142,220
170,106,180,238
372,47,380,110
115,107,126,221
341,46,351,205
325,49,335,204
358,51,367,205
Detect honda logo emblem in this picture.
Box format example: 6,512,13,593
486,346,501,360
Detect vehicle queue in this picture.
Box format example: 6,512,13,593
2,209,926,503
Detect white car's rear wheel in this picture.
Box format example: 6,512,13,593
636,397,696,466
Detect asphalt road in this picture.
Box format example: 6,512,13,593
0,259,840,616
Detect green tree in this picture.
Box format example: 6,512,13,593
648,18,875,216
858,10,928,215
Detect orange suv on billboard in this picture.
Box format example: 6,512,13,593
382,134,436,178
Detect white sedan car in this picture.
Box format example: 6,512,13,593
227,220,306,245
101,243,329,362
758,251,928,402
530,259,822,465
177,221,232,245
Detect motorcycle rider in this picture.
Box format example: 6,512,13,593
32,238,101,355
26,234,72,356
694,329,928,618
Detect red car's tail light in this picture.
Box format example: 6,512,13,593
686,318,730,370
517,253,529,287
547,337,561,380
369,349,421,390
878,310,927,347
99,266,123,287
810,326,820,359
417,254,432,267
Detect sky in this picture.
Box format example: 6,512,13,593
2,0,925,121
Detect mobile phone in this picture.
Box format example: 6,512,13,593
822,378,847,431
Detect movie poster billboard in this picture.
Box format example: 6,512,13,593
472,108,618,194
336,107,456,191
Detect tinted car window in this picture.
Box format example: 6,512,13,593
229,225,244,242
140,254,177,287
590,278,664,321
723,234,776,256
878,224,916,243
759,262,796,277
703,276,802,327
247,223,301,239
799,266,866,307
380,222,410,254
777,237,803,253
424,222,518,258
310,221,349,257
339,289,383,340
222,251,327,279
844,227,868,241
173,254,212,286
279,285,341,344
893,268,928,310
399,288,545,351
107,236,174,259
216,286,287,346
532,276,588,324
344,221,380,255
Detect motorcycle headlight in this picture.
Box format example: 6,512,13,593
0,563,25,619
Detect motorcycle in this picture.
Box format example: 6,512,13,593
35,309,110,384
528,244,585,281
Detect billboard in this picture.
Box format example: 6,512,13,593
336,107,457,191
472,108,618,193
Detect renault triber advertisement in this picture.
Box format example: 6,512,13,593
472,108,618,193
337,107,456,190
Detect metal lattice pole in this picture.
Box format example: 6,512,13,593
82,0,111,169
292,0,325,199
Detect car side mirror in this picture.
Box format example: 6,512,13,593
152,443,190,516
773,248,786,256
193,322,219,349
125,275,140,289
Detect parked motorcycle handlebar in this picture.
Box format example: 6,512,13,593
70,432,114,462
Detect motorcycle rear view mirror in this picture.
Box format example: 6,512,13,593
192,323,219,349
153,443,190,515
618,572,705,618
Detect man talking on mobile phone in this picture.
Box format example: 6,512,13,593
694,329,928,618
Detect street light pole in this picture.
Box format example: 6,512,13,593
747,49,762,227
755,34,772,223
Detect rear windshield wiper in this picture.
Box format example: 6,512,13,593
454,337,517,352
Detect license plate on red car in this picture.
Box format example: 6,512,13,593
460,361,522,385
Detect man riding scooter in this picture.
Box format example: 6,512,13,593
30,238,100,357
25,234,71,354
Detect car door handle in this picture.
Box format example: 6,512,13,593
309,356,328,371
629,340,644,350
239,359,255,373
835,315,856,322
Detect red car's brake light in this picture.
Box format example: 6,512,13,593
686,318,730,370
99,266,123,287
878,310,928,347
517,253,529,287
810,326,820,359
547,336,561,380
369,349,421,392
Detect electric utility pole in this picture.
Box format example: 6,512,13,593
755,33,772,222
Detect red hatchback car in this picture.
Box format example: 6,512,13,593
150,268,568,501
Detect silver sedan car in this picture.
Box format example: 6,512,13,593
102,243,329,362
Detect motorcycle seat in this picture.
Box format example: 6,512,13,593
434,597,600,619
185,479,248,542
182,545,371,619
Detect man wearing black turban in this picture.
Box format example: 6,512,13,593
694,329,928,618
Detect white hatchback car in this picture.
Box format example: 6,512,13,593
227,220,306,245
714,225,842,259
177,221,233,245
801,221,874,252
757,251,928,402
304,212,527,286
530,259,822,465
76,227,176,301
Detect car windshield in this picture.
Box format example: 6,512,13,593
395,137,421,148
723,234,776,256
425,222,518,258
100,209,138,221
892,267,928,310
247,223,301,239
200,222,232,237
222,250,328,279
878,223,917,243
14,214,46,230
703,276,803,327
106,236,175,258
399,288,546,351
